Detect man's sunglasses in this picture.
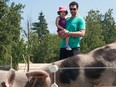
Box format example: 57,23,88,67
70,8,77,10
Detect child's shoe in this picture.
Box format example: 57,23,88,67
65,44,72,50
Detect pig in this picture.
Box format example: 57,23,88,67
26,42,116,87
0,69,35,87
1,42,116,87
0,69,15,87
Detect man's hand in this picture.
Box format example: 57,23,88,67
58,29,69,38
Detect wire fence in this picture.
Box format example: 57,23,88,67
0,65,10,70
49,65,116,87
59,67,116,70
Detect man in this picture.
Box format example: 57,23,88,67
59,1,86,60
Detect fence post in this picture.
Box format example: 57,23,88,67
10,56,12,69
27,55,30,72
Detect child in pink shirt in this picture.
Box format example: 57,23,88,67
56,6,71,50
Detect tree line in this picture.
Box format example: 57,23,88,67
0,0,116,69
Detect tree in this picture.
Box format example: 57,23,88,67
29,12,61,63
0,0,10,63
81,10,105,53
101,9,116,44
81,9,116,53
29,11,50,63
32,11,49,41
31,34,60,63
0,0,25,67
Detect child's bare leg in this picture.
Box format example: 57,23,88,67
65,37,70,45
65,37,72,50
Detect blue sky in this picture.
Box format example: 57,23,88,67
9,0,116,34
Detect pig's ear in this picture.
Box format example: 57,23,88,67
5,69,15,87
26,70,49,79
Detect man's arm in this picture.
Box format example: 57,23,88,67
67,29,85,37
60,29,85,38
